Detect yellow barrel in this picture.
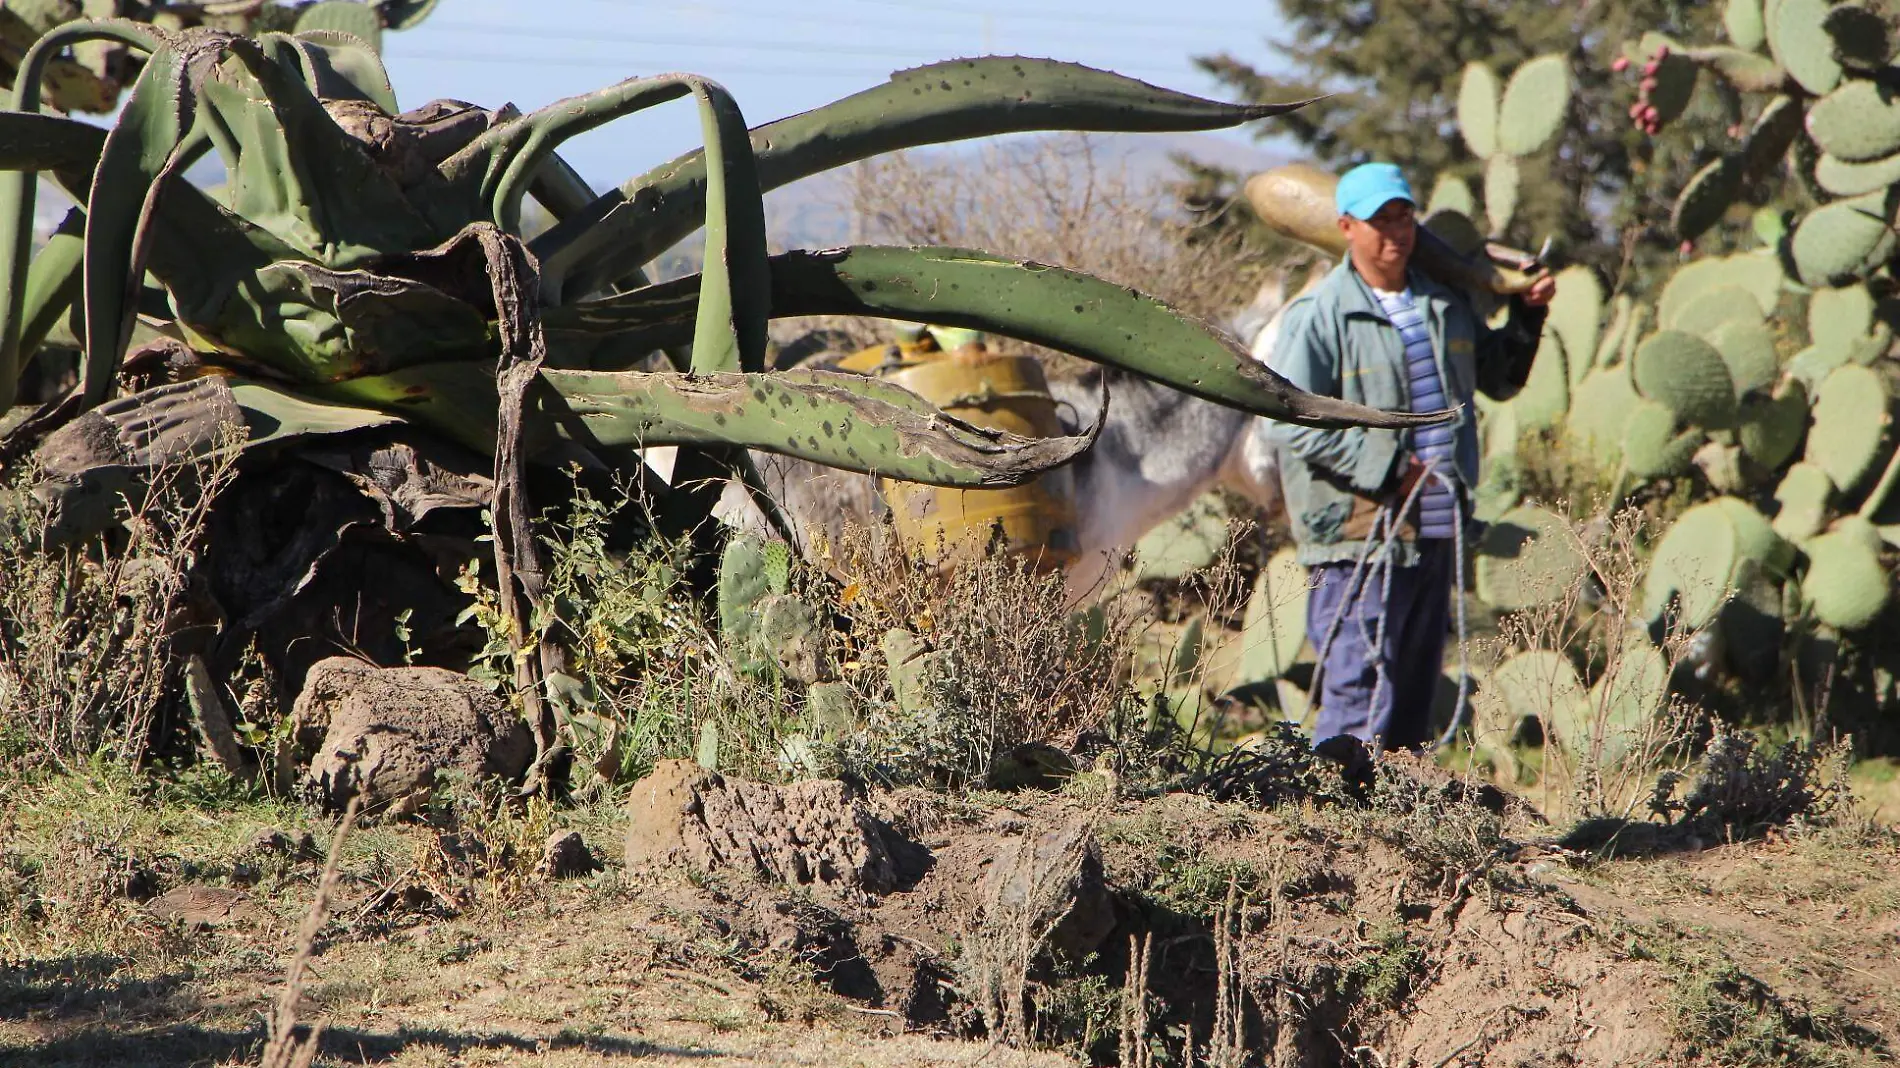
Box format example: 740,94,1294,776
878,341,1079,572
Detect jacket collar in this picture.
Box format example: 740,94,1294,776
1323,253,1456,320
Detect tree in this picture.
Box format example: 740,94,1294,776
1192,0,1755,285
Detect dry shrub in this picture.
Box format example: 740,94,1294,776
817,520,1148,787
1474,504,1702,822
782,135,1279,369
0,441,237,772
1650,728,1851,838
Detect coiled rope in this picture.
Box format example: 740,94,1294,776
1304,458,1472,751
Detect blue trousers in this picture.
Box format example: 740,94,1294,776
1308,539,1453,751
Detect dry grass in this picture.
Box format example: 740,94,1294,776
816,519,1149,788
0,442,238,772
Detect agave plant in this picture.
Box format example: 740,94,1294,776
0,21,1444,781
0,0,431,114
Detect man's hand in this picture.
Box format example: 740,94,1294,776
1393,455,1428,501
1522,272,1557,307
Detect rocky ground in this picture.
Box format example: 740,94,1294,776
2,745,1895,1068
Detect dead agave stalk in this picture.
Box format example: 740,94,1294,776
259,790,364,1068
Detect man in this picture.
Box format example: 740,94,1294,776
1266,162,1556,762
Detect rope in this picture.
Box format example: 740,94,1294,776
1306,457,1473,752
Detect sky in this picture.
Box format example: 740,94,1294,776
375,0,1296,189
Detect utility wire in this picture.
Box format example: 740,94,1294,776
415,20,1207,75
384,46,1199,83
569,0,1245,42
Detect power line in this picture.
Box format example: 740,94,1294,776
808,0,1251,34
416,20,1203,73
565,0,1244,43
422,21,965,60
383,46,1200,84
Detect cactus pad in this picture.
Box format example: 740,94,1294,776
1659,257,1734,328
718,534,775,674
1726,0,1768,50
1577,640,1669,762
1850,322,1895,365
1803,517,1890,628
1809,79,1900,162
1785,191,1895,287
1715,495,1795,575
1134,493,1232,580
1676,285,1765,340
1596,294,1634,369
1633,330,1739,429
1546,266,1603,388
1619,301,1649,368
1708,319,1779,396
1642,41,1701,127
1476,504,1587,610
1772,461,1834,541
1237,548,1309,683
1622,398,1703,478
1674,156,1744,242
1485,153,1521,236
1642,500,1742,629
1769,0,1843,94
1814,150,1900,196
1809,284,1876,351
1822,5,1892,71
1427,174,1476,219
1727,252,1787,317
1498,55,1571,156
1805,363,1890,490
1491,650,1588,732
1458,62,1501,160
1566,368,1641,457
1514,330,1569,431
1739,380,1810,469
1787,341,1849,389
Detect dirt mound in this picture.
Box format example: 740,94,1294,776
623,760,925,895
609,767,1894,1065
294,657,533,817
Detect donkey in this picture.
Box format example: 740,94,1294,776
716,272,1313,602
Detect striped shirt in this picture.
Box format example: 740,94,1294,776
1372,286,1457,539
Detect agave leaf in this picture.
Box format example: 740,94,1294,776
437,74,768,374
200,36,433,268
0,111,107,177
312,362,1099,488
30,374,401,547
530,57,1312,301
261,29,400,114
77,34,211,413
0,19,165,412
18,209,84,368
543,245,1447,430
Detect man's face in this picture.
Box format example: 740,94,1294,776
1339,198,1416,276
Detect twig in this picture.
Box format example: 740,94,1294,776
260,790,364,1068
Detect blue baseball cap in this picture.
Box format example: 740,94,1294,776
1335,162,1415,221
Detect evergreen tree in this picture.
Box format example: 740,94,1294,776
1192,0,1762,285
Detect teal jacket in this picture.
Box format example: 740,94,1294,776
1266,257,1545,567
